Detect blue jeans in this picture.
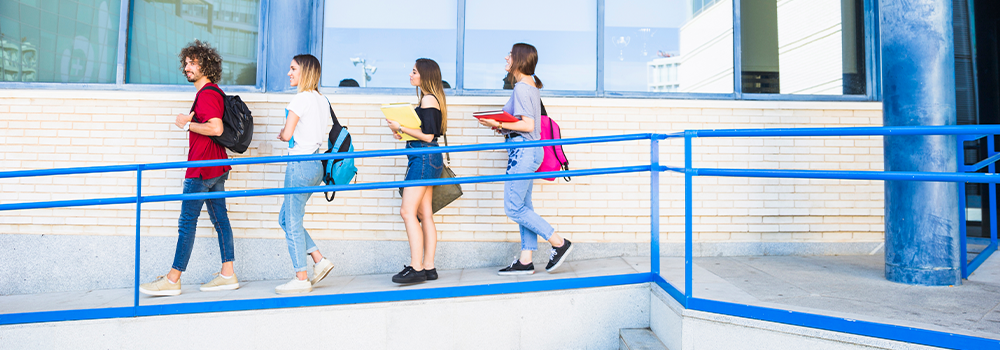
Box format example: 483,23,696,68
504,136,555,251
280,158,324,272
172,172,234,272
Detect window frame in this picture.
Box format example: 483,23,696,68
318,0,880,101
0,0,267,93
1,0,880,101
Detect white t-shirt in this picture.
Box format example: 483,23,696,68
285,91,331,155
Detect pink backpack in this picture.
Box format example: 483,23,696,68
537,114,571,181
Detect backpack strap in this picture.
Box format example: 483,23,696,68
324,96,342,128
190,85,226,120
333,127,349,152
202,85,226,97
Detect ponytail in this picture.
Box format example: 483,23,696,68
510,43,543,89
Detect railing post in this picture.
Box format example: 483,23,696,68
684,133,693,299
991,135,998,247
134,165,143,315
960,189,968,277
650,135,660,275
960,138,968,278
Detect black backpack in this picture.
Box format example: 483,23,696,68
191,86,254,154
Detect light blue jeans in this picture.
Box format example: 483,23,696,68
504,135,555,251
280,157,324,272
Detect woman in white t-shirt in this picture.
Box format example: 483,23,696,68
274,54,336,294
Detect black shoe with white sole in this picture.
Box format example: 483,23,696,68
498,260,535,275
546,239,573,272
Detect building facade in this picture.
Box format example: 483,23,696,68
6,0,995,284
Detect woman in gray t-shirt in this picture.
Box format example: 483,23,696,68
478,43,573,276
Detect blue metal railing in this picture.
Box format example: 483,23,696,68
0,133,663,325
2,127,999,349
666,125,1000,350
958,134,1000,278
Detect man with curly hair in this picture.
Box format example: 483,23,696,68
140,40,239,296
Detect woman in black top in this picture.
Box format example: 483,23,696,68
386,58,448,284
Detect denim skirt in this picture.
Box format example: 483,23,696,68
405,140,444,181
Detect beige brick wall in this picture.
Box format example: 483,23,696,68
0,90,884,244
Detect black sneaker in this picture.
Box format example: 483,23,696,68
425,268,438,281
498,260,535,275
391,266,427,284
546,239,573,272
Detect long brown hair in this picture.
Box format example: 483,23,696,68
293,54,321,93
508,43,543,89
414,58,448,133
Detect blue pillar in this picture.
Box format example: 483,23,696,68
262,0,318,92
881,0,961,285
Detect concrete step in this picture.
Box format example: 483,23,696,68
2,284,653,350
619,328,669,350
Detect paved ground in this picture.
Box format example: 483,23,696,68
656,253,1000,340
2,254,998,341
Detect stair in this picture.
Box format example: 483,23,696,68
619,328,669,350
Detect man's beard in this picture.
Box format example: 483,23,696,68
186,72,201,83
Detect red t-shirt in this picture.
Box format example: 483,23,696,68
186,83,232,179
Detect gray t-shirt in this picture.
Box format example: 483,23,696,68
501,82,542,141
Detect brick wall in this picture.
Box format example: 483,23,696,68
0,90,884,244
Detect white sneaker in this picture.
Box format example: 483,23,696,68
311,258,334,285
275,278,312,294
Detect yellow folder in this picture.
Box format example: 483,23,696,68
380,103,421,141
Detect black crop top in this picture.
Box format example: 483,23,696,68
414,107,442,138
414,95,443,137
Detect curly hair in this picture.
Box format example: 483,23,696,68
179,40,223,83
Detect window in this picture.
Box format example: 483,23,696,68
1,0,873,99
321,0,457,88
464,0,597,91
127,0,260,85
605,0,734,93
740,0,866,95
0,0,121,83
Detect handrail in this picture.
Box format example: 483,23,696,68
0,134,657,179
957,131,1000,279
672,125,1000,350
0,166,651,212
0,133,664,331
667,124,1000,138
3,126,999,348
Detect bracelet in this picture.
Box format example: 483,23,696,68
498,122,503,129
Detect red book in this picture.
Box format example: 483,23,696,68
473,110,519,122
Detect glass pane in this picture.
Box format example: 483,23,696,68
0,0,121,83
605,0,735,93
321,0,457,88
127,0,260,85
464,0,596,91
740,0,866,95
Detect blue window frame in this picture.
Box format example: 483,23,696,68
0,0,880,101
